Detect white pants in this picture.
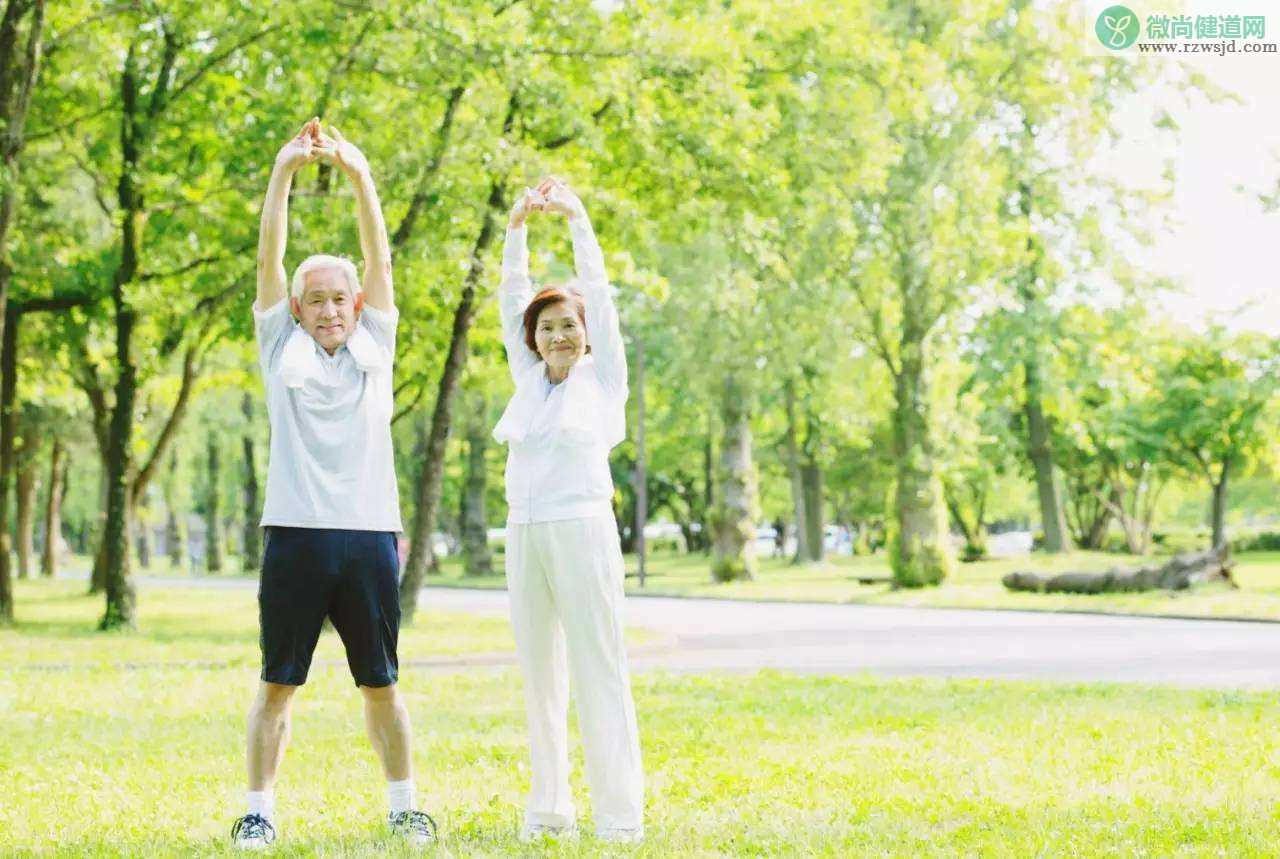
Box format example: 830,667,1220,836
504,514,644,833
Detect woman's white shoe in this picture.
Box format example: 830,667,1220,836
597,827,644,844
519,821,579,842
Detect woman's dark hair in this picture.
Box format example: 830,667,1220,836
522,286,590,356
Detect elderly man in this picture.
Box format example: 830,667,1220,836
229,119,435,849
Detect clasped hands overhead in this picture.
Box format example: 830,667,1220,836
509,177,585,229
275,117,370,180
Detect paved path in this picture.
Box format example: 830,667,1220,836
126,576,1280,689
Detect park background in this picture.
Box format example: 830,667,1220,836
2,0,1280,855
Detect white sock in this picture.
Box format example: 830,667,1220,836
388,778,415,815
246,790,275,821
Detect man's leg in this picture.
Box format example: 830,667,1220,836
328,530,433,837
360,683,413,783
247,681,299,799
233,682,298,848
358,688,436,844
361,682,430,839
239,526,337,843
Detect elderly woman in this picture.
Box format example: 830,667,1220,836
494,177,644,844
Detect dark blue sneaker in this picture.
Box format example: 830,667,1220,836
231,813,276,849
388,809,438,847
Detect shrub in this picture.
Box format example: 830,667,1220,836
646,535,684,554
1232,531,1280,552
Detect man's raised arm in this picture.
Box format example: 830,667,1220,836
317,126,393,312
257,118,319,311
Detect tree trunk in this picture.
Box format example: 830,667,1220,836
406,414,439,576
1018,176,1072,555
1025,369,1072,553
88,467,108,593
90,527,106,591
14,434,35,580
241,393,261,571
676,517,697,554
99,43,145,630
0,0,47,621
1210,459,1230,550
1100,474,1162,556
711,375,757,582
164,453,185,571
99,417,136,631
399,180,505,623
615,452,637,553
799,459,824,563
0,0,46,318
674,475,703,554
1065,474,1112,550
459,403,492,577
41,437,64,577
783,381,808,564
165,506,183,570
1083,508,1111,550
205,435,223,574
135,503,151,569
224,515,240,563
1004,546,1234,594
943,480,989,562
700,418,714,554
890,350,952,587
632,333,647,586
0,302,17,621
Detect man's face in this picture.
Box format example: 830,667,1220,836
291,267,362,354
534,301,587,372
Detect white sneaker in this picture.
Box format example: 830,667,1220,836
230,813,276,850
597,826,644,844
388,810,438,847
519,821,578,842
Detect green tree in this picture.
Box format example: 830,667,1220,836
1151,330,1279,549
0,0,47,623
847,2,1025,586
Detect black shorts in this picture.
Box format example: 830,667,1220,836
258,526,401,688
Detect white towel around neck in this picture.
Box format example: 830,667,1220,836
279,322,389,388
493,353,625,449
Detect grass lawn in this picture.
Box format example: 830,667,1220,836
3,579,1280,856
1,580,655,670
2,581,520,670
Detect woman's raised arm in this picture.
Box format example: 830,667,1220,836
540,179,627,397
498,188,544,383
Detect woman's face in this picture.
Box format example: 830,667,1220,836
534,301,587,373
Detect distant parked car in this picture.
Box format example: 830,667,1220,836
753,526,778,555
394,533,452,570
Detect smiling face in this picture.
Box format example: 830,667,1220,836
290,266,363,355
534,300,587,375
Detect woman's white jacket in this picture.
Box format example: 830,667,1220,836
493,217,628,525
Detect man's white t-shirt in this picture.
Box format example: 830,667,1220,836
253,298,403,532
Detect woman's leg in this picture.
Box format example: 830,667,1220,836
505,522,576,829
545,515,644,834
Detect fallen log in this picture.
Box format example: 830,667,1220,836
1002,546,1236,595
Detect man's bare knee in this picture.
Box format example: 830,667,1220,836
256,681,299,713
359,683,399,706
359,682,398,702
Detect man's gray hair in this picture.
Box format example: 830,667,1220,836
290,254,362,300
